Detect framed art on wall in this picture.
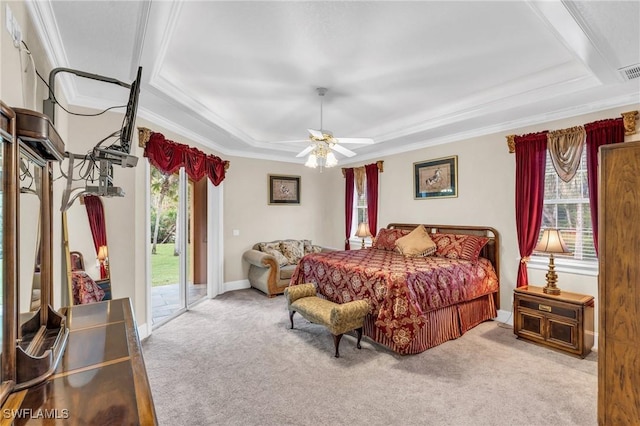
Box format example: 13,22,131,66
268,174,301,205
414,155,458,199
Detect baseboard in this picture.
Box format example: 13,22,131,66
138,322,150,340
587,330,599,351
495,309,513,326
224,279,251,292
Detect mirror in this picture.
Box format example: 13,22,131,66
18,150,43,319
63,195,111,305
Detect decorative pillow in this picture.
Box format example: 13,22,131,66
431,233,489,261
302,240,323,254
258,242,289,267
371,228,410,251
280,240,305,265
259,241,281,252
262,248,289,267
395,225,437,257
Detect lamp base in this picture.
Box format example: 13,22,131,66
543,285,561,295
543,253,561,295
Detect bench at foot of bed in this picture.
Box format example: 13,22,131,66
284,283,370,358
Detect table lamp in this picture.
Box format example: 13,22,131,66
534,228,571,295
355,222,372,249
97,245,109,278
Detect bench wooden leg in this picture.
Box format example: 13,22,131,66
289,311,295,329
356,327,363,349
333,334,343,358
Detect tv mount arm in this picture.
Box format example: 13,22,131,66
43,67,131,125
46,67,141,211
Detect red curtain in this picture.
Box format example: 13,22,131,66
585,118,624,256
365,163,379,238
515,131,547,287
84,195,108,279
144,132,228,186
344,168,354,250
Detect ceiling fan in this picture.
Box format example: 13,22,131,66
275,87,374,167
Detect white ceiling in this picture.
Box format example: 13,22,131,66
28,1,640,165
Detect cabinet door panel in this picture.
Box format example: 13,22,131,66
547,319,577,349
517,310,544,340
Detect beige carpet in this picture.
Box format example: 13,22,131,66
142,289,597,426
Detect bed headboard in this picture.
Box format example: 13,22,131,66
387,223,500,302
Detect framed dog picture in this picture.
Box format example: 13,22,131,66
413,156,458,199
268,174,301,205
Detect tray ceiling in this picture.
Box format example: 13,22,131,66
28,1,640,164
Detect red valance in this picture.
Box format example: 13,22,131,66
144,132,228,185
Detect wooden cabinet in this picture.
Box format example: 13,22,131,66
513,285,594,358
598,140,640,425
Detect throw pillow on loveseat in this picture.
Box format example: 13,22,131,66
242,239,333,297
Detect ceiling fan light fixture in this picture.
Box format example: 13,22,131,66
305,153,318,168
325,151,338,167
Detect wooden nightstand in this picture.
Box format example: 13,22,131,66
513,285,594,358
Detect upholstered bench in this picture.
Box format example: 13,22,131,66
284,283,370,358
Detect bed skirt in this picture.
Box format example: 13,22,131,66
362,293,497,355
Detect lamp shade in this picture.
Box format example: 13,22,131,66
534,229,571,254
355,222,372,238
97,245,109,261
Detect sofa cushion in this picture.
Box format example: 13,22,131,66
280,240,305,265
280,265,297,280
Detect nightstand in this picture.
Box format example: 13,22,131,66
513,285,594,358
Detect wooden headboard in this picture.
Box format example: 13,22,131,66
387,223,500,308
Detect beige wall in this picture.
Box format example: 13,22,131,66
3,2,640,336
222,157,335,283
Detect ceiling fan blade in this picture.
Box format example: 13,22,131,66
295,145,314,158
331,144,356,158
307,128,324,139
333,137,374,144
270,139,311,144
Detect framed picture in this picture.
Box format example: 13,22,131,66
414,155,458,199
268,174,301,205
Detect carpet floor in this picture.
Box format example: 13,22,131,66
142,289,597,426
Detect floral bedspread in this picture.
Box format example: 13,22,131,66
289,248,498,349
72,271,105,305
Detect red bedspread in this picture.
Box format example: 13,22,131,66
290,248,498,351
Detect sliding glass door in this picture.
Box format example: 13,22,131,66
150,167,207,328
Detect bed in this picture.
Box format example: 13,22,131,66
289,223,500,355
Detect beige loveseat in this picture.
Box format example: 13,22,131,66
243,239,334,297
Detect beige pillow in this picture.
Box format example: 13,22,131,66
395,225,437,257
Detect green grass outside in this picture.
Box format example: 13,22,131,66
151,243,180,287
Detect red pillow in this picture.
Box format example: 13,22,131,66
431,233,489,261
371,228,410,251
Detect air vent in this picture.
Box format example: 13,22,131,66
619,64,640,80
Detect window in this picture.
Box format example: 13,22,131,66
350,186,369,246
355,186,367,229
537,147,596,264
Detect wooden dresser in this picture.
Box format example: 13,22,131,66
1,298,157,425
598,140,640,425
